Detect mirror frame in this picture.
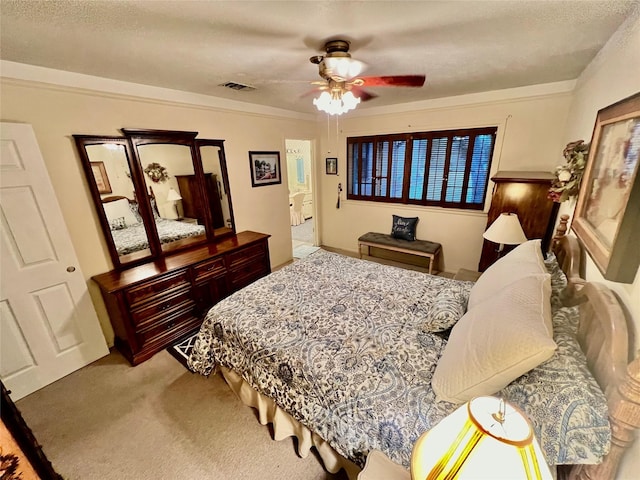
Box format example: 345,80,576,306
74,129,235,270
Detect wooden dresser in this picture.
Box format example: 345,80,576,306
478,171,559,271
93,231,271,365
176,173,225,228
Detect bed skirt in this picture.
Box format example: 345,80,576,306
219,366,362,479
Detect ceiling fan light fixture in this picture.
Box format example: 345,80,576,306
322,56,364,80
313,89,360,116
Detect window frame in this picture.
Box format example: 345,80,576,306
346,127,497,210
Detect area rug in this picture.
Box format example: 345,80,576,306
293,245,320,259
167,332,198,371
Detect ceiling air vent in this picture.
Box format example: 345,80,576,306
219,81,255,91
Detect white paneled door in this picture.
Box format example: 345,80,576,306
0,123,108,400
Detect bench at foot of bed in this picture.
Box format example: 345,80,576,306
357,232,441,275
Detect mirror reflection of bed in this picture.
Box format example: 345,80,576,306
101,188,206,259
78,132,237,269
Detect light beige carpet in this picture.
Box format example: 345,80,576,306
16,349,348,480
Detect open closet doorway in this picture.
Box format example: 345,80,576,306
285,139,318,259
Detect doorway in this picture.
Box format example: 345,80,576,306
285,139,317,258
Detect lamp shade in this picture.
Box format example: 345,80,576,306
482,213,527,245
166,188,182,202
411,396,552,480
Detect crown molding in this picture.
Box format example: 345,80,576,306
0,60,315,121
347,80,577,118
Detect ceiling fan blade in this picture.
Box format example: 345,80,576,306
300,85,327,98
351,86,378,102
358,75,426,87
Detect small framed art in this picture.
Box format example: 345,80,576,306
90,161,112,194
249,151,282,187
326,157,338,175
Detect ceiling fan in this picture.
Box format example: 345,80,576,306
308,39,426,115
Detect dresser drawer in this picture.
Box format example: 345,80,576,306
193,257,226,283
229,257,269,290
227,243,265,269
125,270,190,307
130,290,195,329
135,309,200,349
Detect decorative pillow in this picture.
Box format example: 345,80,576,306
391,215,419,241
422,285,469,333
109,216,127,231
432,274,556,404
468,239,546,309
103,198,139,227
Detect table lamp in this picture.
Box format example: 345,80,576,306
482,212,527,257
411,396,552,480
166,188,182,219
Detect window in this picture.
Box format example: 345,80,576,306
347,127,497,210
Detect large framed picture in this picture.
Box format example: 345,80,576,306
572,92,640,283
90,161,112,194
249,151,282,187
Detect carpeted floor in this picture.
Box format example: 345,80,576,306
16,349,348,480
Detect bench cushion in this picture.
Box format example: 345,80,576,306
358,232,441,254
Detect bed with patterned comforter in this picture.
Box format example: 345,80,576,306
112,218,205,255
188,249,609,469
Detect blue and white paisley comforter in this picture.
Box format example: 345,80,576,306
189,250,609,468
112,218,205,255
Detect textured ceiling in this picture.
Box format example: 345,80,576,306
1,0,637,114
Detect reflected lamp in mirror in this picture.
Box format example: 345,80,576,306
482,212,527,256
411,396,553,480
166,188,182,220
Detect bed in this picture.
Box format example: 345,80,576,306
187,228,638,480
102,194,205,255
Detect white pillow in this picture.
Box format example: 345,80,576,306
468,239,546,309
432,273,555,404
103,198,139,227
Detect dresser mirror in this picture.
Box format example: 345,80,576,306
74,129,235,270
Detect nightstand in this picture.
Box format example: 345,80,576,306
358,450,410,480
453,268,482,282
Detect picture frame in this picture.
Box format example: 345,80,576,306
90,161,112,194
249,151,282,187
326,157,338,175
572,92,640,283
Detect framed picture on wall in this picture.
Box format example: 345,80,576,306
249,151,281,187
572,92,640,283
326,157,338,175
90,161,112,194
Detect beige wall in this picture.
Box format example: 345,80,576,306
559,10,640,478
0,79,316,343
317,91,573,273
